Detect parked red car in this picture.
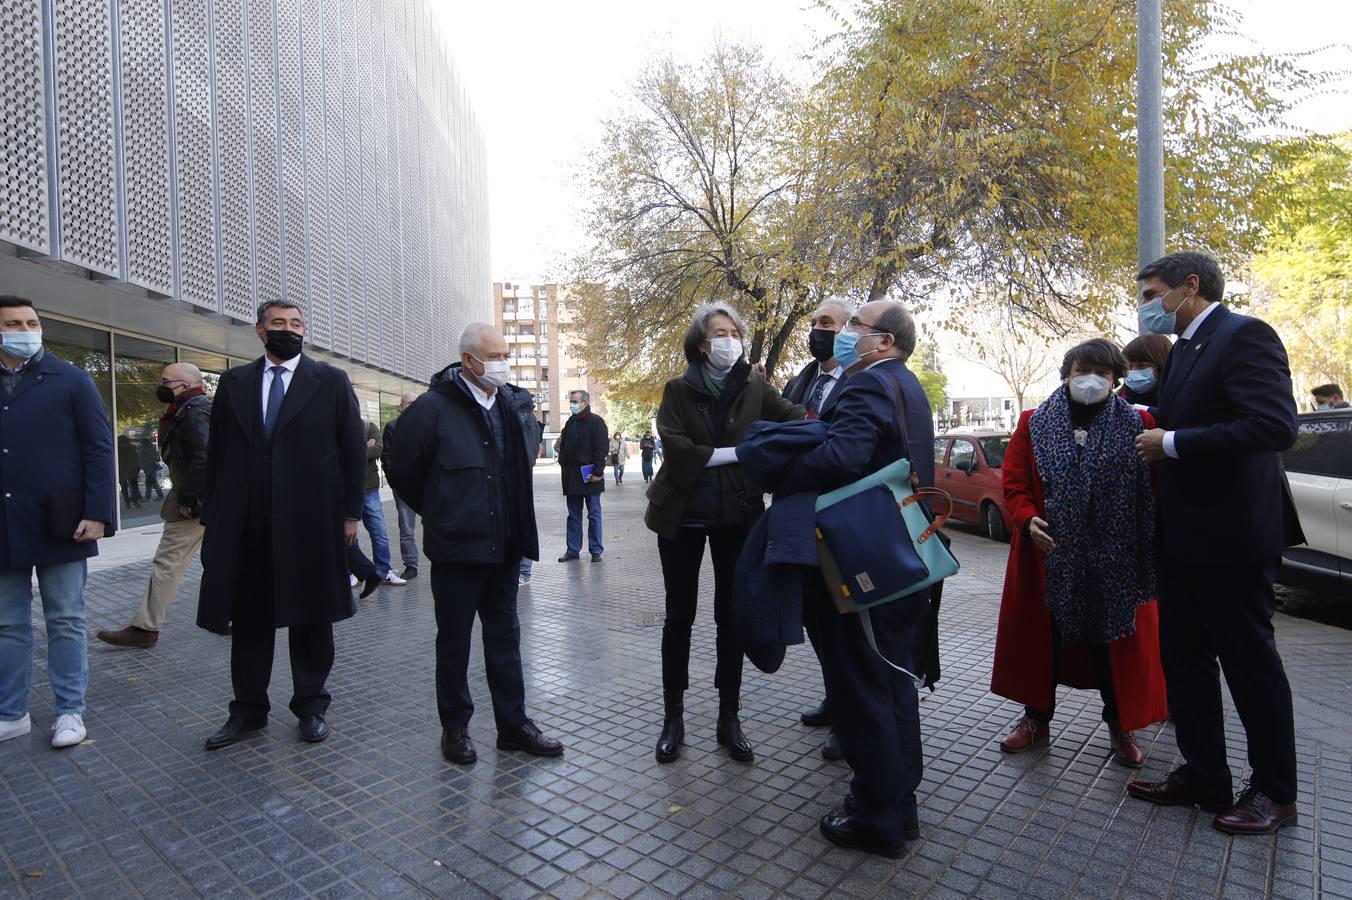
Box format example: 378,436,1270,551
933,429,1013,541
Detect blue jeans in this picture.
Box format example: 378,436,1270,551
362,489,392,576
566,494,603,556
0,560,89,719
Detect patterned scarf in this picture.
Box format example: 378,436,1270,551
1029,385,1156,645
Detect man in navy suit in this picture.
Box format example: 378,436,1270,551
788,300,935,857
1128,251,1302,835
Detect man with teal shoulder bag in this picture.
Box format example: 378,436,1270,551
785,300,936,858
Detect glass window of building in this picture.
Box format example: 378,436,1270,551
180,348,230,394
113,335,177,528
41,319,112,420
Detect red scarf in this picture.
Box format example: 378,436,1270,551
160,386,207,432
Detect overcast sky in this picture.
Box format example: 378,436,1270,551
432,0,1351,396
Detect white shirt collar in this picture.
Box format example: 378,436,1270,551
1180,301,1220,340
458,369,496,410
818,362,844,380
265,352,303,374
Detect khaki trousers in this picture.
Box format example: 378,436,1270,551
130,517,205,631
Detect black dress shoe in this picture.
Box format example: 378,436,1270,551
590,553,602,562
442,727,477,765
655,714,684,763
819,814,906,858
1213,785,1298,835
821,729,844,761
716,711,754,762
359,575,382,599
497,719,564,757
842,795,921,841
1127,769,1233,812
557,552,579,562
399,567,418,580
801,698,831,727
204,716,267,751
299,715,329,743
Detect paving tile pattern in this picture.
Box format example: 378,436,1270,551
3,469,1352,898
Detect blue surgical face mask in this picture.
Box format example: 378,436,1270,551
569,402,582,415
833,330,885,370
1124,368,1157,393
0,331,42,359
1137,285,1187,335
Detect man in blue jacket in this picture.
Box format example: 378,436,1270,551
0,296,115,748
787,300,935,858
1129,252,1303,835
387,323,563,766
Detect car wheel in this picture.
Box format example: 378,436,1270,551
983,502,1010,543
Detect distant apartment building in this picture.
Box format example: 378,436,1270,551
493,282,608,453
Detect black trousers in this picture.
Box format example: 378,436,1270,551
229,529,334,721
1025,625,1118,726
804,575,924,843
347,543,376,580
430,561,527,731
1157,552,1297,804
657,525,748,702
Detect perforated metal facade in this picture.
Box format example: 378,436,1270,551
2,0,490,383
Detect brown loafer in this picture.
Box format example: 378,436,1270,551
441,727,476,765
1127,770,1233,812
96,626,158,649
1110,729,1146,768
497,719,564,757
1213,786,1298,835
999,715,1049,753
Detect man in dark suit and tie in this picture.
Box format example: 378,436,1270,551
197,300,366,750
784,300,936,857
1128,251,1302,834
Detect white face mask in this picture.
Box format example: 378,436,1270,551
1068,374,1112,405
471,356,509,388
569,401,583,415
1316,402,1332,411
706,335,742,371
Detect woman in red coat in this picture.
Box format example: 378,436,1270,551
991,338,1167,768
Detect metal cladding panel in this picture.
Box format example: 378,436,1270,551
338,0,361,359
248,0,281,307
1,0,51,253
372,12,393,371
353,0,374,365
277,0,305,309
52,0,119,276
322,0,348,355
213,0,254,321
300,0,330,349
170,0,219,309
118,0,173,295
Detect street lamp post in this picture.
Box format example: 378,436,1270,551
1137,0,1165,277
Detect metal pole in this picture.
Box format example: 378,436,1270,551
1137,0,1165,279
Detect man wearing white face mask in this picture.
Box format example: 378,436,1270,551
387,323,563,765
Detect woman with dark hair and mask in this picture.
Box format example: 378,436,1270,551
644,302,804,764
1120,333,1172,407
991,338,1168,768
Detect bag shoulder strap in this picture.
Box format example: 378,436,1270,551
885,370,921,487
859,608,924,688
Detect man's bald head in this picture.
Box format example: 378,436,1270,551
161,362,204,388
399,392,419,412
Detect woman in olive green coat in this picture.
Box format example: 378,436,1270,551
645,302,804,764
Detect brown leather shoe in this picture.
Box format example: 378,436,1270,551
999,716,1049,753
497,720,564,757
441,727,476,765
1127,770,1233,812
1213,785,1298,835
96,626,158,649
1110,729,1146,768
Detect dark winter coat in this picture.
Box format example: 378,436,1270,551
196,354,366,631
0,349,116,569
644,361,804,541
386,364,540,565
556,409,608,496
158,391,211,520
363,420,382,492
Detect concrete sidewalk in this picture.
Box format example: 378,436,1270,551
2,470,1350,898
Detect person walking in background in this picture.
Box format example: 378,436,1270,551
118,434,142,509
609,431,627,484
646,302,803,765
138,435,164,502
1120,333,1172,408
360,419,406,587
639,432,656,483
196,300,367,750
556,390,607,562
991,339,1167,769
98,363,213,649
0,295,116,748
1129,251,1303,835
1312,383,1349,410
779,296,854,761
381,393,422,581
388,323,562,766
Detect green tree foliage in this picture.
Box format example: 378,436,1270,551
1250,133,1352,398
913,341,948,412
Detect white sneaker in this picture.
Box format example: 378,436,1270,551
0,714,31,742
518,575,531,587
51,713,86,748
349,574,359,588
383,571,407,586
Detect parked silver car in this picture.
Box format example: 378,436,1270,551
1279,409,1352,598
